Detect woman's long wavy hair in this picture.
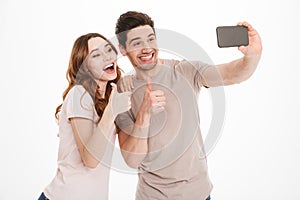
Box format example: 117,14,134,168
55,33,121,121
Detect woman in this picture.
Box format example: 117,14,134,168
38,33,131,200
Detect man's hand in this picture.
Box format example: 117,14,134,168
237,22,262,56
140,78,166,115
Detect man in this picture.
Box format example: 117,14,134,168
115,11,262,200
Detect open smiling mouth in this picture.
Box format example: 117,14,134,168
103,63,115,74
139,52,154,62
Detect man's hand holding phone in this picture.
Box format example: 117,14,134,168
216,22,262,57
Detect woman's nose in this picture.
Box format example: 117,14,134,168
103,53,111,61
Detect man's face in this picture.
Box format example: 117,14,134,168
120,25,158,70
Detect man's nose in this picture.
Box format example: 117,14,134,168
141,43,152,53
142,41,151,49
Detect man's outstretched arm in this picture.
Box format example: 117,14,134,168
202,21,262,87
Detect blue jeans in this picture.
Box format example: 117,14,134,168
38,192,209,200
38,192,49,200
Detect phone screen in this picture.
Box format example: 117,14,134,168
216,26,249,48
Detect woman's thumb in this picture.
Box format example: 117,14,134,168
110,83,117,91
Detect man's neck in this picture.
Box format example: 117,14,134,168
135,58,164,80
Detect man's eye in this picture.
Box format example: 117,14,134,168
133,42,141,47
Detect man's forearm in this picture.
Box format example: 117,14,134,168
118,111,151,168
233,54,261,83
216,53,261,86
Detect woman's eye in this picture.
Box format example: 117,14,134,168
107,47,113,52
92,54,100,58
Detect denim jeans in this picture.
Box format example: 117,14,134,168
38,192,49,200
38,192,210,200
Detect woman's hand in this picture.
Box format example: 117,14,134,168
118,75,134,92
108,83,131,118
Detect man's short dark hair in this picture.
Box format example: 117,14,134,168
115,11,155,48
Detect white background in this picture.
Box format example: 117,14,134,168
1,0,300,199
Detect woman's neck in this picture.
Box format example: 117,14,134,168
96,80,108,98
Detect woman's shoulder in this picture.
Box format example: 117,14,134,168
66,85,86,97
64,85,91,103
70,85,86,93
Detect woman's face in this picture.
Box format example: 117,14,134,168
86,37,118,82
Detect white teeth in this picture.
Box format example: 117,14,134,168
140,54,152,61
104,64,114,70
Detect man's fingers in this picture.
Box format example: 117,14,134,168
155,96,166,102
153,101,166,107
151,90,164,96
152,104,165,114
149,90,166,106
237,21,253,31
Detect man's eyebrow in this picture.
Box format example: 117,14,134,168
128,33,155,45
148,33,155,38
129,37,141,45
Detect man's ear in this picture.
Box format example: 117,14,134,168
118,44,127,56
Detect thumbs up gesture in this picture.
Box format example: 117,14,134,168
108,83,132,118
141,78,166,114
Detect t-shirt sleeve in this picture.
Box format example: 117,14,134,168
64,86,95,121
115,110,135,134
174,60,212,90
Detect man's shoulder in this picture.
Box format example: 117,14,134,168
162,58,181,67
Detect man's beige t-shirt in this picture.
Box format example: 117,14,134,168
116,59,213,200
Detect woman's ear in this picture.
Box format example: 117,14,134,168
118,44,127,56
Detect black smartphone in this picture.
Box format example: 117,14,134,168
216,25,249,48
